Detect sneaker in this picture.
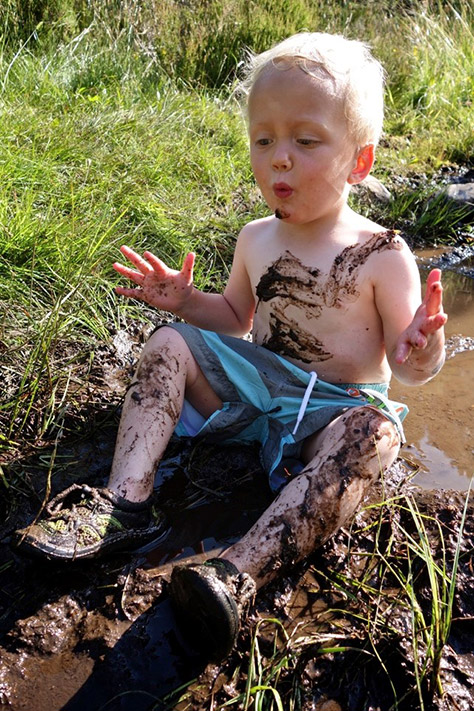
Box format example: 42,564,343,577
13,483,168,561
169,558,256,661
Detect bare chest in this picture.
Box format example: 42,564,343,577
251,231,401,366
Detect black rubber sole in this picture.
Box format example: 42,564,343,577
169,565,240,661
14,522,169,561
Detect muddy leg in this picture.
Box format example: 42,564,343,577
107,327,222,502
222,407,400,588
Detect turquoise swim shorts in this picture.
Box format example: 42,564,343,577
166,324,408,486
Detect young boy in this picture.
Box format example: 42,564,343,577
16,33,446,660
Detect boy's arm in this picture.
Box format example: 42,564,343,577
374,250,447,385
113,233,256,336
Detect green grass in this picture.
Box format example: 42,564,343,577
0,40,256,455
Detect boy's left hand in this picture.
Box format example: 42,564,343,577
395,269,448,364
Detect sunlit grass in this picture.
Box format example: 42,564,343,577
380,2,474,170
0,41,255,455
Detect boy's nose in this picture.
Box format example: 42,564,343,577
272,147,292,171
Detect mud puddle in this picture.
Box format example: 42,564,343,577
390,249,474,490
2,451,473,710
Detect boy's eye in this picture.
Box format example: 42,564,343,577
297,138,319,146
255,138,272,146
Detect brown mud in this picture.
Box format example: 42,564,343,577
1,452,473,711
0,251,473,711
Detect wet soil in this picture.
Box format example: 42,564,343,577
0,248,473,711
1,452,473,711
0,439,273,711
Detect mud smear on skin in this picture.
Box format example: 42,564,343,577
131,348,181,426
255,231,401,362
115,347,183,498
254,408,399,586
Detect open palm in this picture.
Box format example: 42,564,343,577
113,245,195,313
395,268,447,363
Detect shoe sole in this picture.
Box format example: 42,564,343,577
14,523,169,561
170,566,240,661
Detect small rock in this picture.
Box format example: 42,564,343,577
434,182,474,221
352,174,392,203
442,182,474,208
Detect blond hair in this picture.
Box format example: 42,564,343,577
239,32,385,147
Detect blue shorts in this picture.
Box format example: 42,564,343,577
167,324,408,485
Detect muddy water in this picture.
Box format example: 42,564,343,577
390,252,474,490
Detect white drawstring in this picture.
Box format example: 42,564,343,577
292,371,317,435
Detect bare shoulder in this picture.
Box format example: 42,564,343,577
238,215,275,243
350,213,417,276
366,225,422,316
235,215,278,263
366,229,417,274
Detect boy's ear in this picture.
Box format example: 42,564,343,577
347,144,375,185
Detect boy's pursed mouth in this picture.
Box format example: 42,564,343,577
273,183,293,199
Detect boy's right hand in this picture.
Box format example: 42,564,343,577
113,245,195,313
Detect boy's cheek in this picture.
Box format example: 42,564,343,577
250,160,265,188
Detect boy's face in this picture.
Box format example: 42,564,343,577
248,65,360,226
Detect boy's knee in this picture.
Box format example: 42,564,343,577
145,325,185,352
344,406,399,448
339,406,400,478
303,406,400,484
134,326,191,385
140,326,206,394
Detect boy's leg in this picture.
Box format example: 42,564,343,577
107,326,223,502
14,326,223,559
170,406,400,659
221,406,400,588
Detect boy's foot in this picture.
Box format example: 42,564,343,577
169,558,256,661
13,483,168,561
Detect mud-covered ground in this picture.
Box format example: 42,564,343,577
1,438,473,711
0,247,473,711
